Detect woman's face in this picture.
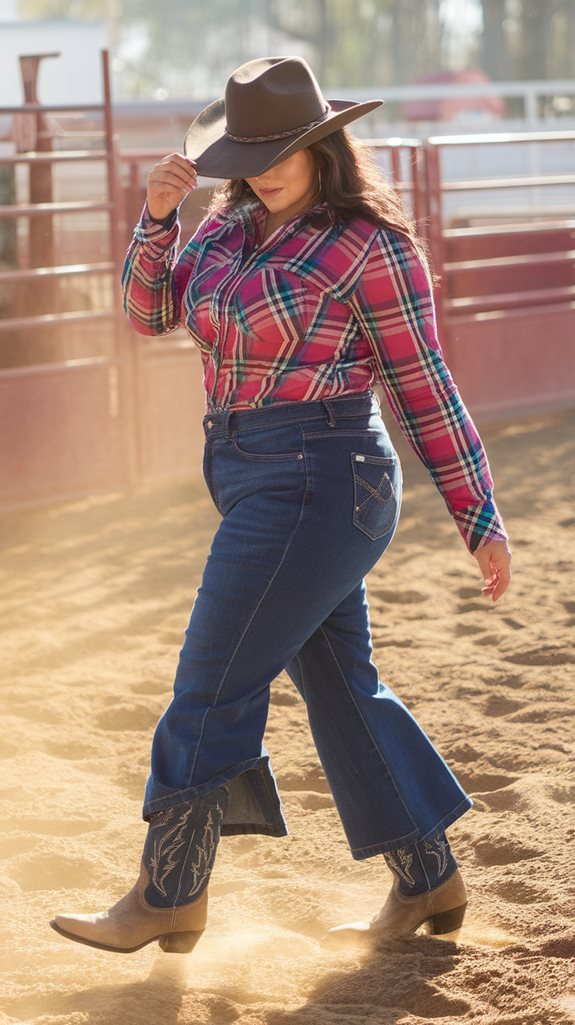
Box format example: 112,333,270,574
244,148,318,227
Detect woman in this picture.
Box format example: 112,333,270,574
51,56,511,954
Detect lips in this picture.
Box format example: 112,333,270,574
259,188,282,196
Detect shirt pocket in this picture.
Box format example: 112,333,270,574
231,268,320,352
351,452,400,540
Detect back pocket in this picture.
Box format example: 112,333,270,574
351,452,400,540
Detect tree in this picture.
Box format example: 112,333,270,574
479,0,513,79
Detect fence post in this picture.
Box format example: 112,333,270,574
423,141,451,362
101,49,139,490
19,53,59,270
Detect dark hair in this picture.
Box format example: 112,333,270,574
208,126,432,275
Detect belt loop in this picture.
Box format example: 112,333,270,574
322,399,336,427
222,409,232,441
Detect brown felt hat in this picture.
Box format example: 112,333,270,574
184,56,383,179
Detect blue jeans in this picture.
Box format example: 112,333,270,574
143,390,472,859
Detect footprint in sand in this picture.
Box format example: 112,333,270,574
459,600,489,614
456,585,492,614
455,622,484,636
483,694,523,717
298,792,334,811
41,739,100,760
487,674,526,690
537,937,575,959
473,633,504,647
8,852,96,891
5,703,60,725
491,880,543,905
502,617,526,631
456,772,519,794
278,765,330,794
549,781,575,804
505,646,574,666
130,679,168,696
96,704,159,732
271,689,300,707
473,839,541,867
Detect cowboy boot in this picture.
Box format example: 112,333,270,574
50,786,228,954
324,831,467,947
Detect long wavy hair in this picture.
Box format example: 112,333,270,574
208,126,432,274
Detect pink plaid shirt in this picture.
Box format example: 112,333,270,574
122,201,508,553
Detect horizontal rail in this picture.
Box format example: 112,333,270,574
449,299,575,322
0,309,114,331
442,174,575,192
0,104,105,115
428,130,575,146
364,137,423,149
446,283,575,312
0,355,117,379
0,201,112,217
444,220,575,239
0,151,111,165
0,262,114,283
444,250,575,272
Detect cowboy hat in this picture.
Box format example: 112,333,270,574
184,56,383,179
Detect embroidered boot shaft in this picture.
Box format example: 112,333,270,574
383,830,458,895
50,786,228,954
323,831,466,947
144,793,225,908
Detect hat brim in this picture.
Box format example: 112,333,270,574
184,98,383,179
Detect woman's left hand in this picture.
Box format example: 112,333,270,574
473,539,512,602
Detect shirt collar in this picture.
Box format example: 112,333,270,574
239,198,331,242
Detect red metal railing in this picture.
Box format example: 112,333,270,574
0,50,132,505
413,132,575,416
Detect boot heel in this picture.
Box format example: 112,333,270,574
159,929,204,954
429,903,467,935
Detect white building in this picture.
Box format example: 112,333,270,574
0,21,108,106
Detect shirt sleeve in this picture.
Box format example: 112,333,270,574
348,227,508,554
121,203,215,337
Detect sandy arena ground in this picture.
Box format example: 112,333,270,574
1,407,574,1025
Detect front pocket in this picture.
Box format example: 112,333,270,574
351,452,399,540
232,423,304,461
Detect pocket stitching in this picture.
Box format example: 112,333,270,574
354,471,395,511
351,452,399,541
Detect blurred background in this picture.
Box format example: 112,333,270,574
0,0,574,509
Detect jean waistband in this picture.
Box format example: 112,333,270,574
203,390,379,439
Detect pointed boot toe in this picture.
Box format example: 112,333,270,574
323,868,467,948
50,868,208,954
49,869,206,955
50,789,227,955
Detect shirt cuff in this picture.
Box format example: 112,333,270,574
132,203,180,250
452,498,509,554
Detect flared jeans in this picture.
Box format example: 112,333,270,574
143,390,472,859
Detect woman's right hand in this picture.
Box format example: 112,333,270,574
146,153,198,221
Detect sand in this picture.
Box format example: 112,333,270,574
1,407,574,1025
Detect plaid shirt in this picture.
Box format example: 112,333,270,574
123,201,508,553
